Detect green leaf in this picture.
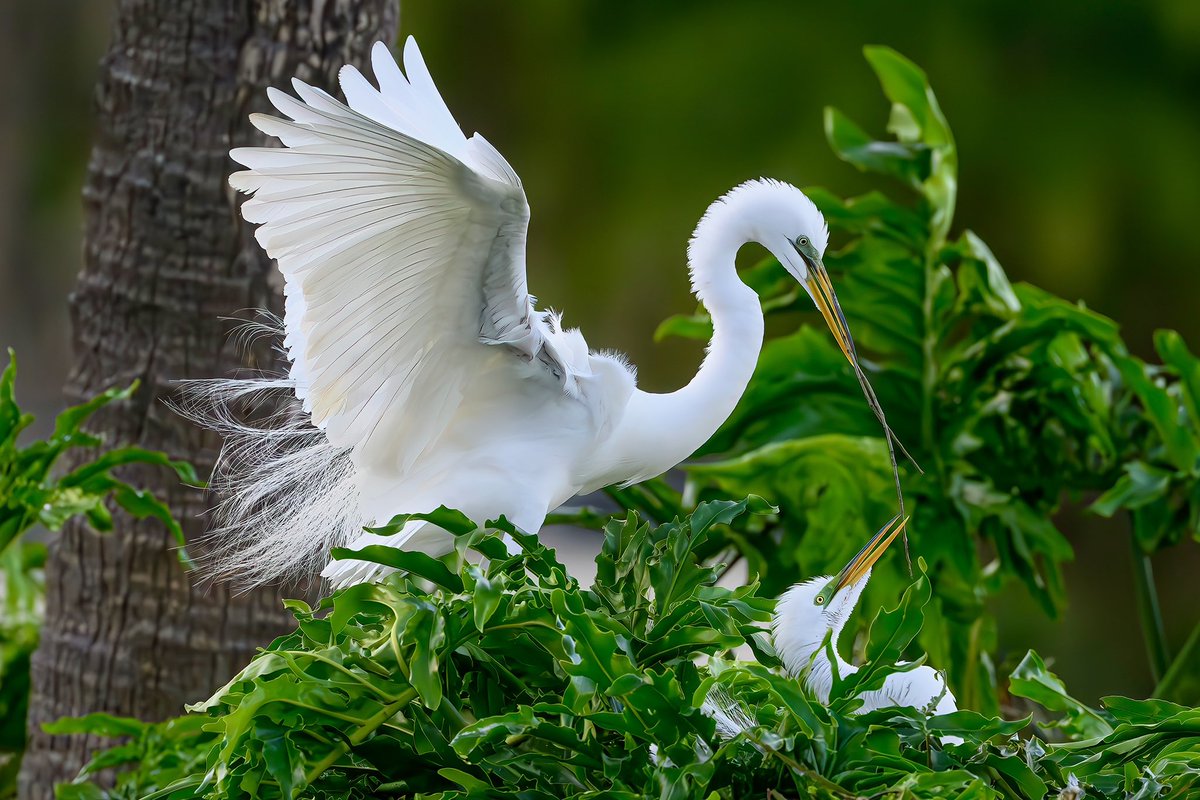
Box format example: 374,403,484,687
437,767,492,791
825,106,931,189
329,545,464,592
1008,650,1112,740
1091,462,1172,517
256,719,302,799
467,565,504,631
43,713,146,738
654,313,713,343
365,506,478,537
407,606,446,709
863,46,951,146
1156,329,1200,430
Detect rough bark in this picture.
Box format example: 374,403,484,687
18,2,399,796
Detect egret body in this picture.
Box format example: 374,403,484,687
206,37,875,587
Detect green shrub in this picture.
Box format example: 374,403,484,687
55,507,1200,799
0,351,195,797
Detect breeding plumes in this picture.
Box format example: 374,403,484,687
200,37,899,587
772,516,957,715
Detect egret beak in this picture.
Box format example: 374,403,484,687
832,515,909,595
801,255,857,364
796,244,921,528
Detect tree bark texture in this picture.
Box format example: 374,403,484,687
18,2,399,796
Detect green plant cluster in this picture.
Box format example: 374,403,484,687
648,47,1200,710
55,506,1200,799
0,351,195,797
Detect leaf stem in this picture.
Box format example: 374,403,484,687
1154,618,1200,701
302,688,417,788
1129,530,1170,684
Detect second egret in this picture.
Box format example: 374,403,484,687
773,516,957,715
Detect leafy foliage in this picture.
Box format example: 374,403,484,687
47,715,213,800
0,351,197,558
0,350,196,797
59,508,1200,799
652,46,1200,709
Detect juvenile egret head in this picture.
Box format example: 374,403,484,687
772,515,909,679
697,515,954,746
770,516,957,720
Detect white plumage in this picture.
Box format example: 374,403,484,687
205,37,868,587
771,517,958,717
772,574,958,716
695,518,957,748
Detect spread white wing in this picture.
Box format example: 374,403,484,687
230,38,581,472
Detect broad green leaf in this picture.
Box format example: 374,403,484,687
365,506,478,537
825,106,930,190
329,545,464,592
1092,462,1172,517
1009,650,1112,740
43,713,146,738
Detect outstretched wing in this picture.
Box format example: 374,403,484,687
230,38,576,472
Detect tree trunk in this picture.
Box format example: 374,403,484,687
18,2,399,796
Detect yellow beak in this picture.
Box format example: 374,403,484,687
832,515,909,594
801,251,919,480
803,258,857,364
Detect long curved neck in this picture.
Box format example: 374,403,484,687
657,220,765,451
585,198,766,491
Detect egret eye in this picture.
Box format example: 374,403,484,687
797,236,809,248
814,595,825,605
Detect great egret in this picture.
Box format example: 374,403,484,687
772,515,957,715
673,518,952,755
203,37,896,586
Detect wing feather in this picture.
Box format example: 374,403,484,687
231,37,575,472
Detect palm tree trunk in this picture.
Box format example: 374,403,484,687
17,2,398,796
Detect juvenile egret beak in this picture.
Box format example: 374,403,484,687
832,515,909,595
802,256,857,364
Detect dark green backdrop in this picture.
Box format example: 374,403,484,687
2,0,1197,703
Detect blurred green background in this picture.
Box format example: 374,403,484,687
1,1,1198,703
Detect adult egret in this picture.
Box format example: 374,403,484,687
203,37,897,587
772,516,957,715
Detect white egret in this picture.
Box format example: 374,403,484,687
772,515,957,715
202,37,897,587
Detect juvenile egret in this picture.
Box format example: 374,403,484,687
203,37,895,586
773,516,957,715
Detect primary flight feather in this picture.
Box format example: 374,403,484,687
205,37,892,587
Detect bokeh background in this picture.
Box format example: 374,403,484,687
2,0,1198,703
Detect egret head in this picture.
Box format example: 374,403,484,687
721,180,913,496
693,179,913,501
706,179,859,363
772,516,908,675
